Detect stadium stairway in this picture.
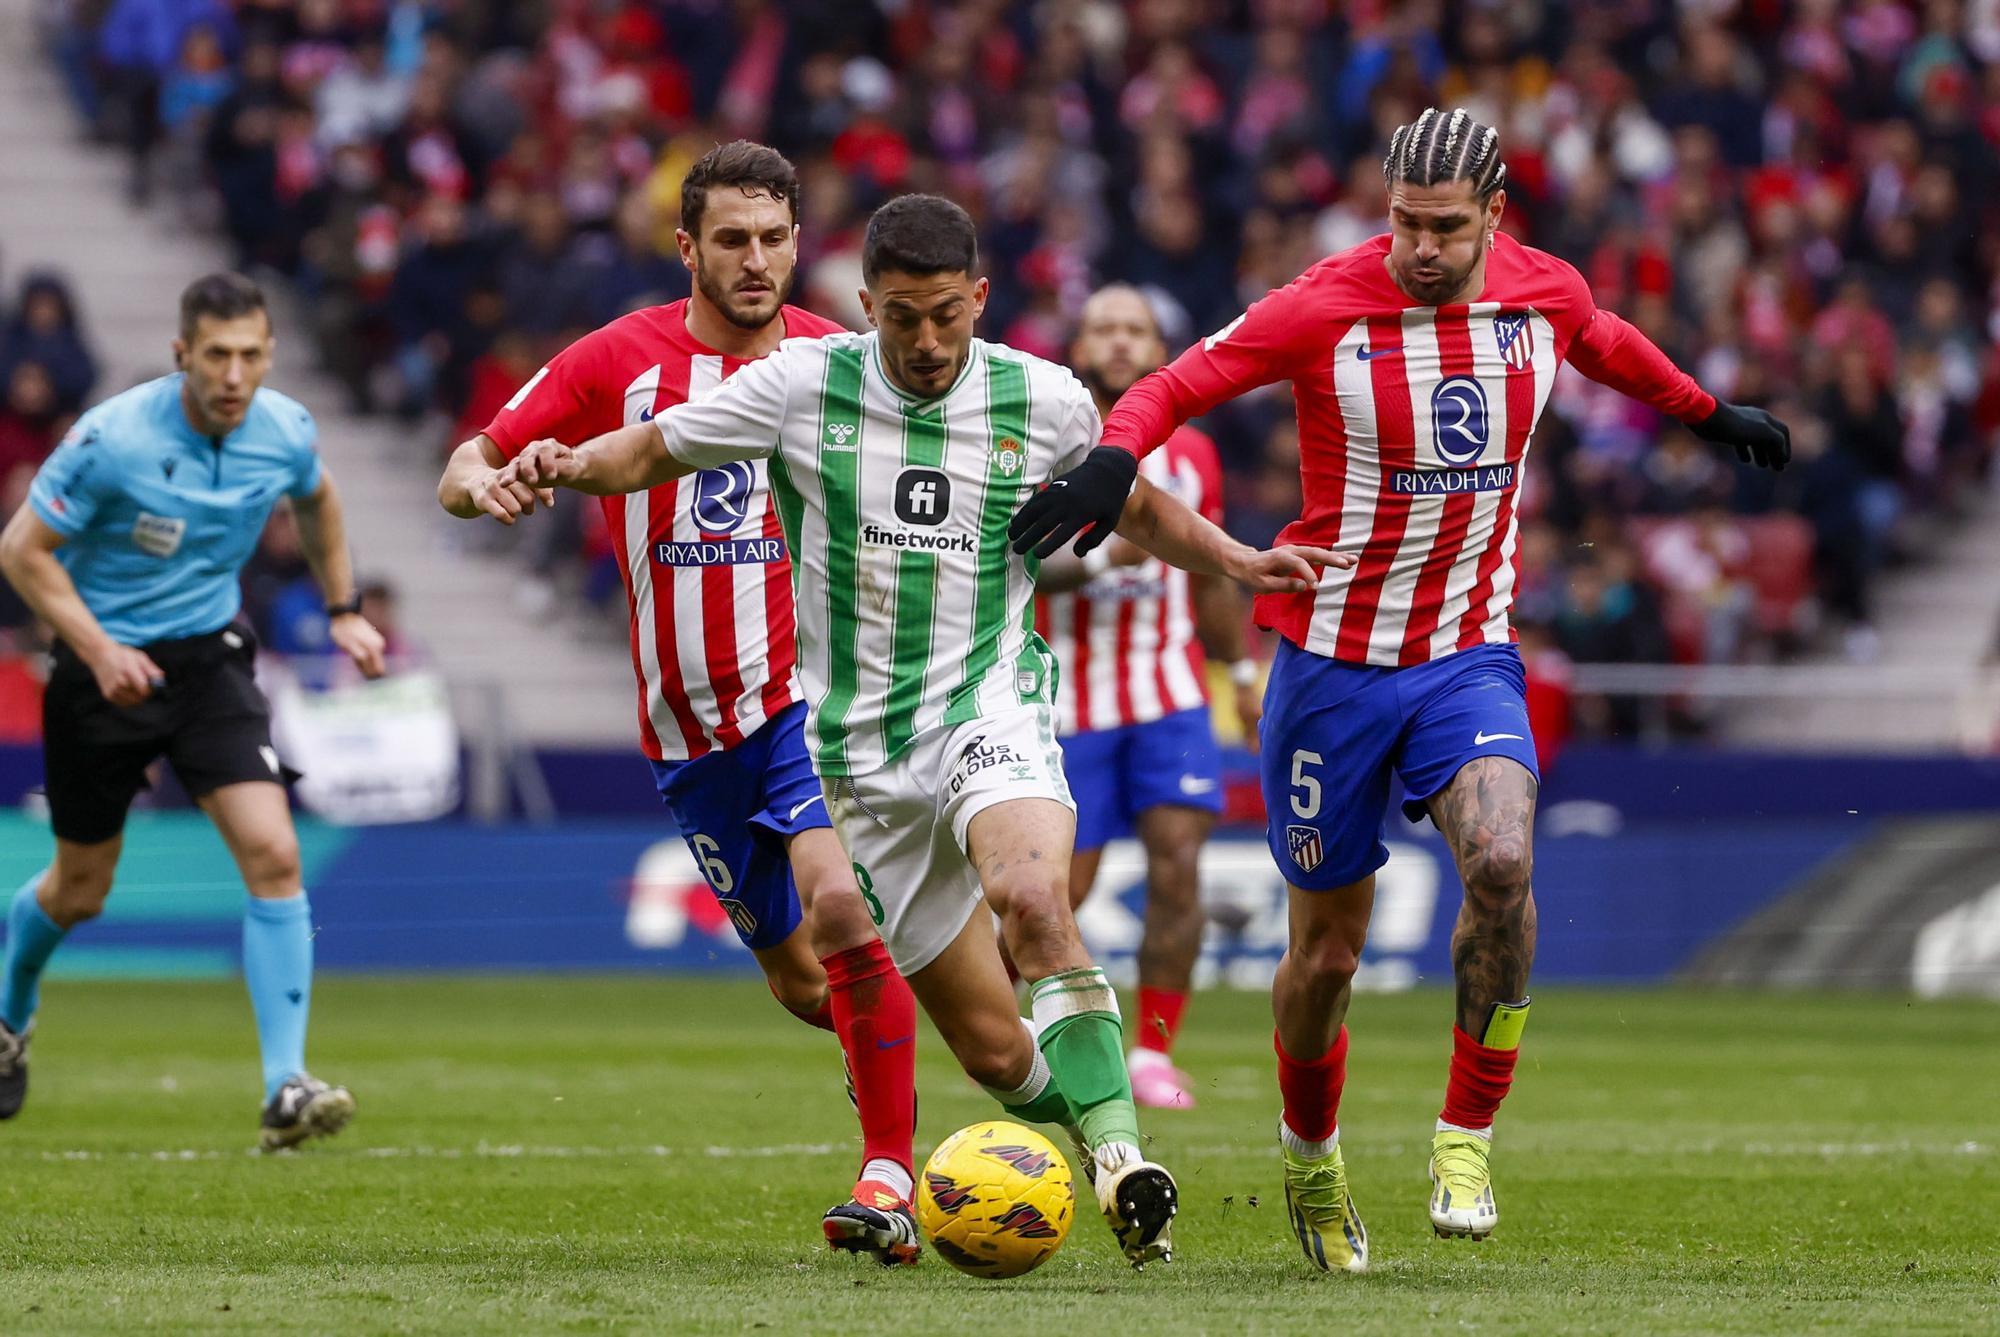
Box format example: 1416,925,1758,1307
0,16,632,752
1728,483,2000,752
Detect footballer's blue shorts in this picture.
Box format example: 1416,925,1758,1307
648,701,833,951
1063,707,1224,852
1259,639,1539,890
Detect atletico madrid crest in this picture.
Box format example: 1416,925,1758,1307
1494,311,1534,370
1287,824,1324,873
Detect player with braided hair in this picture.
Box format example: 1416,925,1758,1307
1014,107,1789,1271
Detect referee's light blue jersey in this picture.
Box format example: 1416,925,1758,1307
26,373,322,645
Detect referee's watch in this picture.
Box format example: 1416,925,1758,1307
325,593,364,618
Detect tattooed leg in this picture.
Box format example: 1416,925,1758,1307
1427,758,1539,1036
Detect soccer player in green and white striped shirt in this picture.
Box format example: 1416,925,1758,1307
502,195,1349,1268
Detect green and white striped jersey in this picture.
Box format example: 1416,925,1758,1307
653,330,1098,776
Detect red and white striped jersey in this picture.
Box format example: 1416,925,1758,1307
1037,426,1223,734
482,301,846,760
1100,233,1715,667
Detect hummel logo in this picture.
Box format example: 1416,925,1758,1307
1357,344,1397,361
1473,731,1524,745
824,423,857,448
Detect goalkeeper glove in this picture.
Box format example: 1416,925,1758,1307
1007,445,1140,559
1690,401,1791,471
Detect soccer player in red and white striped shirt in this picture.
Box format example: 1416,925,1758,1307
1034,286,1259,1111
437,143,922,1264
1013,109,1789,1270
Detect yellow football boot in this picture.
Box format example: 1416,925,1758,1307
1280,1129,1368,1273
1428,1129,1498,1239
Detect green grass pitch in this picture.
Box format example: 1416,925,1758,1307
0,977,1993,1334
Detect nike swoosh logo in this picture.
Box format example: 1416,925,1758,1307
1473,731,1525,745
875,1035,912,1050
788,796,824,821
1178,776,1217,795
1357,345,1397,361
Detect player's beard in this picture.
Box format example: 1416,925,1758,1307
1081,362,1146,407
1394,252,1479,307
695,260,794,331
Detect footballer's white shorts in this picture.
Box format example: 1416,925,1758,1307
823,704,1074,974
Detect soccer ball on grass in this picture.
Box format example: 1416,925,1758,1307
916,1120,1075,1278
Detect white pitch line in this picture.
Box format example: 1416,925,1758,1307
12,1138,1985,1164
20,1141,852,1163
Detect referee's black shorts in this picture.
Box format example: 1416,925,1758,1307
42,622,289,845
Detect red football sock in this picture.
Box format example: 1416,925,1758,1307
823,940,917,1178
769,979,837,1033
1439,1025,1519,1131
1135,986,1188,1055
1275,1025,1348,1143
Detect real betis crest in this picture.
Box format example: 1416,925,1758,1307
993,436,1023,476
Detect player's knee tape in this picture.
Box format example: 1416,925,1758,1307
1029,968,1127,1110
1027,966,1120,1028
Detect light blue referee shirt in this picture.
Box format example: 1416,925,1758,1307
26,373,321,645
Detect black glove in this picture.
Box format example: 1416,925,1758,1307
1007,445,1140,559
1690,400,1791,471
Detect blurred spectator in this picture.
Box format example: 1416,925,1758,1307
1644,509,1758,665
96,0,234,200
382,192,490,418
0,362,64,485
356,580,411,661
0,274,97,414
1818,343,1909,566
160,20,235,138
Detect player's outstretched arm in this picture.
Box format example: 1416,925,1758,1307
1033,533,1150,593
509,344,794,496
1113,477,1354,594
438,435,556,524
506,421,689,496
1013,284,1321,559
1568,304,1789,470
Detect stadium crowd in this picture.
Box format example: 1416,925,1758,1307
13,0,2000,742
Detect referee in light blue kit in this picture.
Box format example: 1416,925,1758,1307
0,273,384,1148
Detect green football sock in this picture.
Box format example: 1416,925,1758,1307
1030,967,1141,1151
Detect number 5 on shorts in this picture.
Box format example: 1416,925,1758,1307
689,834,734,893
1290,749,1322,819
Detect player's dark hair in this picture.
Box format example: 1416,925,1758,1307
178,272,268,341
1383,107,1508,200
862,194,979,284
681,140,800,237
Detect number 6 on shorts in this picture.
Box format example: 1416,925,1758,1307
689,833,734,893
